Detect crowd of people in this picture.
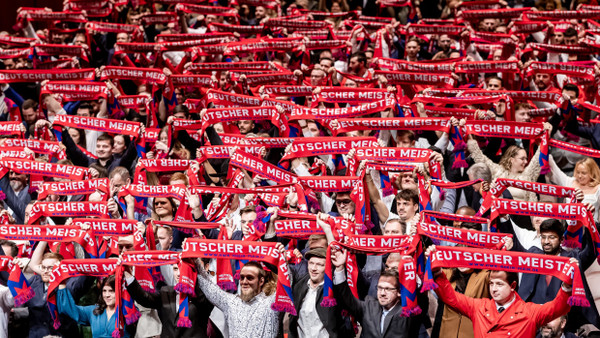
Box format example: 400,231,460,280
0,0,598,337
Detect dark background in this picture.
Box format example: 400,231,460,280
0,0,62,33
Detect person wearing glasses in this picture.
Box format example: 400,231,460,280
18,241,92,338
196,260,280,338
329,248,421,338
505,218,600,332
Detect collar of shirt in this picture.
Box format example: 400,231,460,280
496,294,516,312
307,280,324,291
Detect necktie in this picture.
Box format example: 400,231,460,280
498,306,505,314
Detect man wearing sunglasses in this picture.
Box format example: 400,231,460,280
196,260,279,338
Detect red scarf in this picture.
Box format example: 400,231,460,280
417,222,509,249
181,239,296,314
100,66,167,85
205,89,261,108
38,178,110,200
230,149,297,184
28,202,108,224
423,246,589,308
134,159,192,184
47,259,119,330
332,117,450,135
376,71,456,87
0,123,23,136
280,137,378,161
0,224,97,258
0,69,94,82
71,218,137,236
0,158,87,181
53,114,141,136
289,97,395,120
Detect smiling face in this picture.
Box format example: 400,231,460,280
509,149,528,173
307,257,326,285
335,193,355,215
376,276,400,310
239,265,264,302
40,258,59,283
96,140,113,160
102,285,116,307
541,231,561,255
575,163,592,186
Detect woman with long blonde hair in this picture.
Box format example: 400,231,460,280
547,156,600,221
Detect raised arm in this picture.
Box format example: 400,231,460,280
196,262,235,313
57,286,94,325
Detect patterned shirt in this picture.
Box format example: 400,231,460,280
197,269,278,338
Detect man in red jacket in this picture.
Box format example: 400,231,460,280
426,246,574,338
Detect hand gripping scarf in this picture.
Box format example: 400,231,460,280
422,246,589,307
28,201,108,224
322,235,420,313
117,184,186,214
119,251,181,323
417,221,510,249
490,198,600,260
47,259,119,332
481,178,584,247
0,224,97,257
331,117,450,136
181,239,296,315
134,159,192,185
0,158,87,181
0,255,33,307
229,149,297,184
99,66,167,85
280,137,378,161
289,97,395,120
38,178,110,200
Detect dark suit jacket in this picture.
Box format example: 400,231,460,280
288,274,351,338
127,279,213,338
511,224,600,330
333,281,419,338
26,275,89,338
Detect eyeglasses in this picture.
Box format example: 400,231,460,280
39,265,56,272
377,286,397,293
154,201,168,207
335,199,352,206
239,274,256,281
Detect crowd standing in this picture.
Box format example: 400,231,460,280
0,0,598,337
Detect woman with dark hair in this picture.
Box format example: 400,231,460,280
57,275,133,337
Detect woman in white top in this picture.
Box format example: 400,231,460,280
547,156,600,222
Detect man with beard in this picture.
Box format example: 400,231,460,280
196,260,279,338
511,219,600,332
288,247,352,338
0,170,30,224
537,315,576,338
348,52,372,79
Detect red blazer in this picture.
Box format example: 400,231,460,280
434,273,571,338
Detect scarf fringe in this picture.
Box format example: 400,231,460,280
451,159,469,169
174,283,196,296
453,141,466,151
382,186,395,197
562,238,582,249
420,280,439,292
540,167,550,175
13,287,34,307
217,281,237,292
320,298,337,307
271,302,297,315
112,330,122,338
400,306,422,317
177,317,192,328
0,191,6,200
568,295,590,307
125,310,141,325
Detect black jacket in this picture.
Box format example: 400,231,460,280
333,280,420,338
127,279,214,338
288,273,351,338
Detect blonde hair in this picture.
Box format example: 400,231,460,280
499,145,525,171
575,158,600,187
